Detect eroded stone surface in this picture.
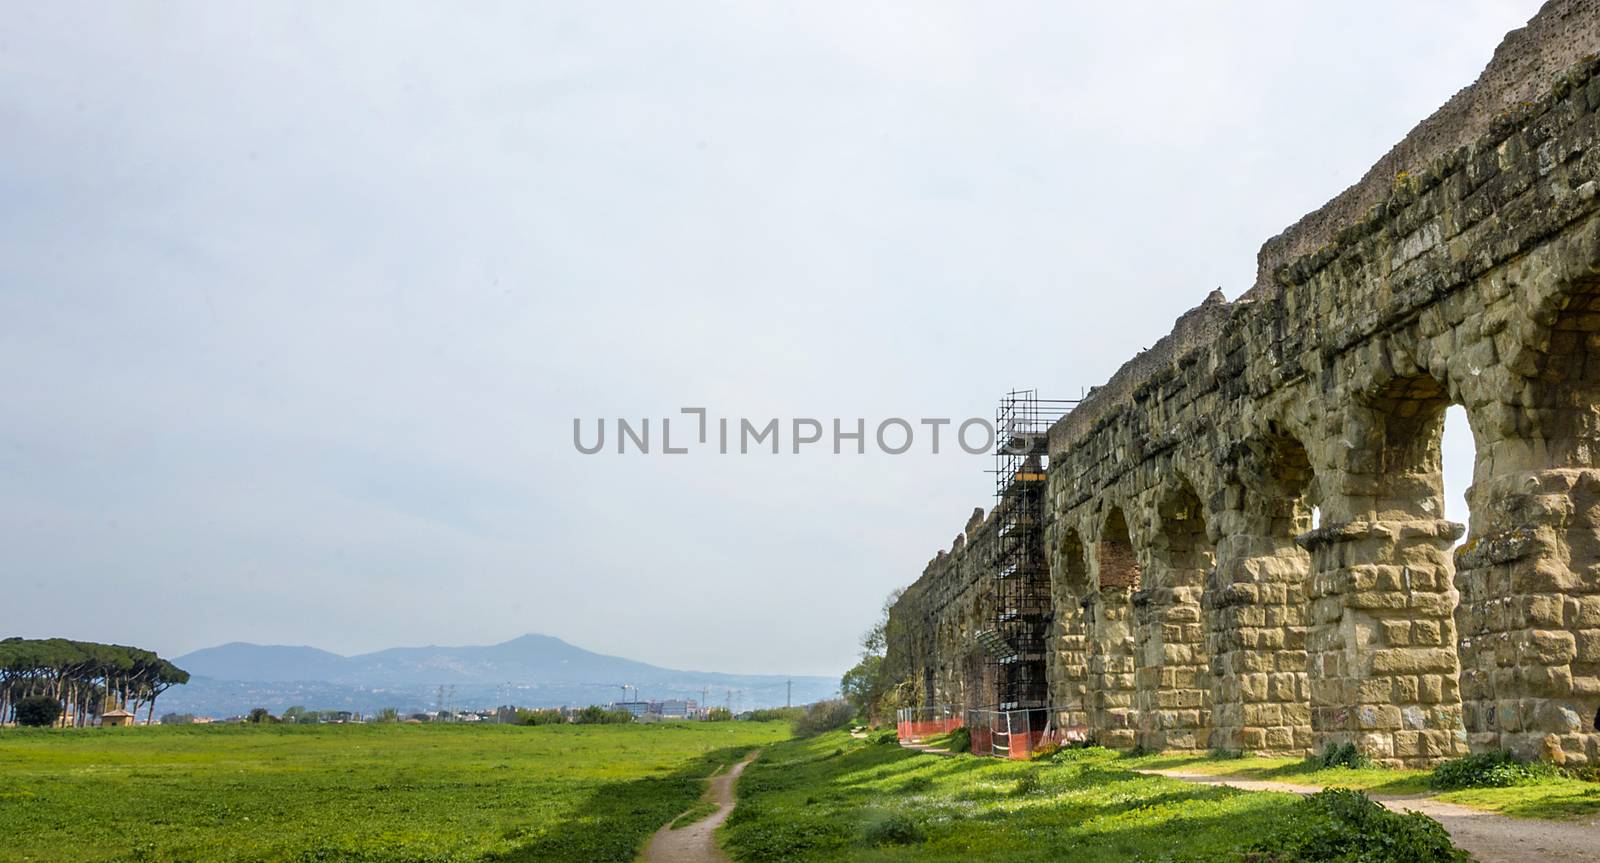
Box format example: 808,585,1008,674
884,0,1600,768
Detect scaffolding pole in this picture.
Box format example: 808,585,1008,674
988,390,1076,715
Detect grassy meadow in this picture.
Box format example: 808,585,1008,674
0,720,788,863
1121,750,1600,820
723,732,1315,862
719,731,1600,862
6,719,1594,863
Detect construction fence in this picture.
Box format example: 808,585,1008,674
964,707,1088,759
895,705,1089,760
894,704,962,742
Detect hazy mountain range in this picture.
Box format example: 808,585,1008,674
155,634,838,718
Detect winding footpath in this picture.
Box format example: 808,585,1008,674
1135,768,1600,863
639,754,757,863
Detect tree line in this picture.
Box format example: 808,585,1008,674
0,638,190,727
840,588,912,723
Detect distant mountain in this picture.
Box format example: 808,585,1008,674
160,634,837,718
176,634,667,686
177,643,350,682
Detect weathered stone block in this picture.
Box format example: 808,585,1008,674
1575,628,1600,661
1382,620,1413,646
1371,648,1458,674
1526,630,1578,664
1525,594,1568,626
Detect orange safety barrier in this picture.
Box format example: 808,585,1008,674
899,706,1087,758
965,707,1089,760
894,707,963,743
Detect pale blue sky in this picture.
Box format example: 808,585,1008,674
0,2,1535,675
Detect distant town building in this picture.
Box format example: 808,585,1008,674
100,709,136,727
656,699,697,719
613,701,651,718
610,699,701,719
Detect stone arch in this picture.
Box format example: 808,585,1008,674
1047,527,1092,729
1297,373,1469,765
1088,505,1141,747
1097,507,1142,590
1148,476,1216,591
1054,524,1092,597
1133,476,1217,750
1235,422,1319,532
1453,272,1600,764
1488,274,1600,472
1206,422,1316,755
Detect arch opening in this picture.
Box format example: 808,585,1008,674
1318,374,1470,765
1208,424,1316,755
1441,404,1474,543
1098,508,1141,591
1134,480,1217,750
1465,279,1600,760
1529,280,1600,467
1047,529,1093,730
1088,507,1141,748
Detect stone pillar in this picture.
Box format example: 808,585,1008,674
1206,520,1313,754
1048,601,1093,729
1133,486,1215,751
1048,530,1093,729
1133,584,1210,750
1451,270,1600,765
1300,520,1469,767
1089,589,1138,748
1456,470,1600,765
1090,510,1141,748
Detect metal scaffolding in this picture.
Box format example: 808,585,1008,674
984,390,1076,712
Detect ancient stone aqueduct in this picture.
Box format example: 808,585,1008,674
884,0,1600,767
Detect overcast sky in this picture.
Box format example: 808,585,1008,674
0,2,1539,676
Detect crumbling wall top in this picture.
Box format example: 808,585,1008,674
1253,0,1600,294
1048,289,1231,455
1048,0,1600,457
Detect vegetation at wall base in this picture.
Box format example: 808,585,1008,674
1430,750,1558,790
1122,749,1600,821
0,719,788,863
721,732,1474,862
1242,788,1469,862
1312,742,1374,770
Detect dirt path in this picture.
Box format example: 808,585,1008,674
1138,768,1600,863
639,753,756,863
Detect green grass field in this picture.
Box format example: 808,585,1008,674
6,720,1592,863
722,733,1315,862
1121,750,1600,820
0,720,788,863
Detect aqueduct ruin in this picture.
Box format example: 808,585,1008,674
885,0,1600,767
